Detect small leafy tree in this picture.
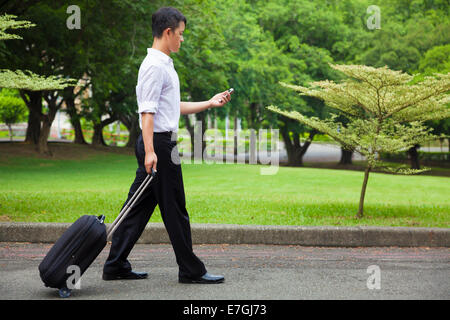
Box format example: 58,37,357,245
268,64,450,218
0,89,27,140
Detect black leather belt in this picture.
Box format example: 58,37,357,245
154,131,173,136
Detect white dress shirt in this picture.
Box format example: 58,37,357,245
136,48,180,132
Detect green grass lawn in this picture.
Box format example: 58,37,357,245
0,143,449,228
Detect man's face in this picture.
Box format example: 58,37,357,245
167,21,185,53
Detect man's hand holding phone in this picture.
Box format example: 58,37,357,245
209,88,234,108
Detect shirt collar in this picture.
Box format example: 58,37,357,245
147,48,173,65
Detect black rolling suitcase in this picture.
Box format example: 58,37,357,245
38,170,155,298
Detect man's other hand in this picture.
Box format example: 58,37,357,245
145,151,158,175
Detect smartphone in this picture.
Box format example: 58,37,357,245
219,88,234,103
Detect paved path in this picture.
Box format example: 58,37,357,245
1,139,363,163
1,243,449,300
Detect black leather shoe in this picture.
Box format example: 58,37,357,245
102,270,148,281
179,272,224,284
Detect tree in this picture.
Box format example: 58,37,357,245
416,44,450,154
213,0,297,163
0,13,75,154
268,64,450,218
79,0,156,147
254,0,368,166
361,0,449,73
168,0,229,159
360,0,450,168
0,88,27,140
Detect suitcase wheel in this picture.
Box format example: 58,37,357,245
59,287,72,298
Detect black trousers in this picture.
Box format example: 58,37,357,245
103,132,207,279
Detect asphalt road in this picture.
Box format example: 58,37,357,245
0,242,449,300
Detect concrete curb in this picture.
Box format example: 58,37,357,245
0,222,449,247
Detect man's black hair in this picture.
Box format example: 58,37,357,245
152,7,186,39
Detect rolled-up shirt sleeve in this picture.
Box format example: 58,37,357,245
136,64,164,114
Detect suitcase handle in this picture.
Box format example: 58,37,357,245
106,168,156,240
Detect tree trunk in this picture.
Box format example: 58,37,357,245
38,113,55,155
91,122,106,146
72,116,86,144
234,116,238,163
199,114,207,159
91,116,117,146
128,121,140,148
248,102,257,130
63,90,86,145
280,126,317,167
20,90,42,145
280,127,300,166
119,113,140,148
38,91,63,155
183,114,195,160
356,165,371,219
7,124,13,141
339,147,353,165
184,113,206,161
407,144,420,170
25,109,41,144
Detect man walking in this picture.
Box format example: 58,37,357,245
102,7,232,284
